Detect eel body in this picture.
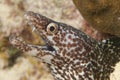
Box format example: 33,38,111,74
9,11,120,80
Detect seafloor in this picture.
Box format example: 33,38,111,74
0,0,119,80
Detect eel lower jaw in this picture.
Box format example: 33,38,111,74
9,33,56,55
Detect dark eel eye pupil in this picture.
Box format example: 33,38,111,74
50,26,55,32
47,23,58,34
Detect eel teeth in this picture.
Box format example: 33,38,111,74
32,27,36,32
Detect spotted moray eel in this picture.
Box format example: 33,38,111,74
9,11,120,80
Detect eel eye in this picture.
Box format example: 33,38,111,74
47,23,58,35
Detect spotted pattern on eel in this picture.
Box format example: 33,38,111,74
9,11,120,80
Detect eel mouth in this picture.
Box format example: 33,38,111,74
29,25,55,52
10,11,56,54
9,24,56,53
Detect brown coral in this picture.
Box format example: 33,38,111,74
73,0,120,37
